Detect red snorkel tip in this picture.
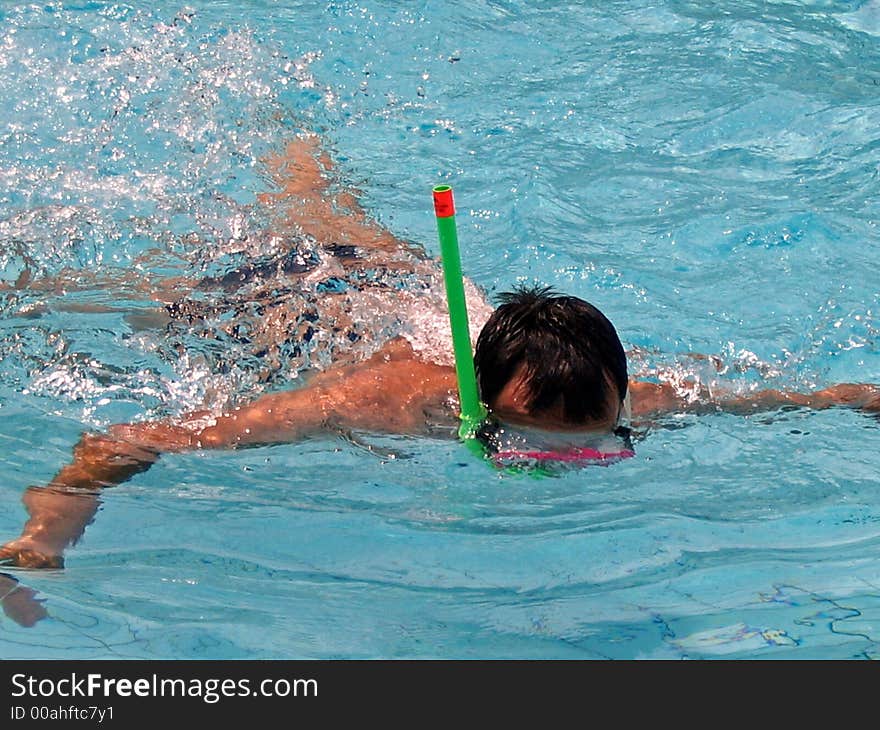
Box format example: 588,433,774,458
432,185,455,218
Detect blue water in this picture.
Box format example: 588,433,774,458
1,0,880,659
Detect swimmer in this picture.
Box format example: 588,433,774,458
2,135,880,571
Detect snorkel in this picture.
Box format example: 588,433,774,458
432,185,634,472
433,185,488,445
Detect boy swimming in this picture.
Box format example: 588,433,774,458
1,135,879,571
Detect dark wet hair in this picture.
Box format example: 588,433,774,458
474,285,627,424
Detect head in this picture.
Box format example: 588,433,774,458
474,285,628,433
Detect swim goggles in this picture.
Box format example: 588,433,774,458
474,392,635,470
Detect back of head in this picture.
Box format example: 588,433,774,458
474,285,627,425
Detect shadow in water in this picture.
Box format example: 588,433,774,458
1,571,48,628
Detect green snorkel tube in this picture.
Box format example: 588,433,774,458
433,185,488,447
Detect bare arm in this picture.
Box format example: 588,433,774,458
630,379,880,420
0,339,457,569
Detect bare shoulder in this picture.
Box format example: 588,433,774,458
326,339,458,432
319,338,457,401
628,380,681,418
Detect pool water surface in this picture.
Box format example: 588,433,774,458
1,0,880,659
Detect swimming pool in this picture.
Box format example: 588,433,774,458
1,0,879,659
